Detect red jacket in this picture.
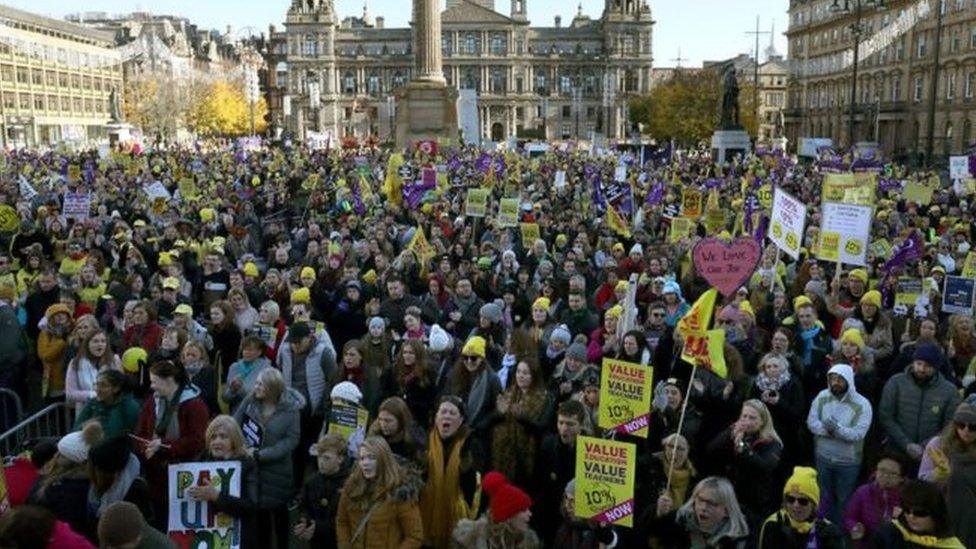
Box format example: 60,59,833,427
134,386,209,505
122,321,163,353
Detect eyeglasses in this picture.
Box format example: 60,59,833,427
955,422,976,432
903,508,931,518
463,355,480,362
783,495,812,507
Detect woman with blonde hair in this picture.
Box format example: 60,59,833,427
638,476,749,548
231,367,301,549
706,399,783,530
227,288,258,333
336,435,423,548
186,415,258,548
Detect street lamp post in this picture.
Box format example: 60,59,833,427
829,0,886,148
925,0,945,164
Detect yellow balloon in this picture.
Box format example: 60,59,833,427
121,347,147,373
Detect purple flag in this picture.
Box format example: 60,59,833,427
645,182,665,206
883,231,924,273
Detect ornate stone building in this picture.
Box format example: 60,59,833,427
275,0,654,142
783,0,976,159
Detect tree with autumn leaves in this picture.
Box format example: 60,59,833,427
629,69,757,146
124,75,267,140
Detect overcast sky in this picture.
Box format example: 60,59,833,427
2,0,790,67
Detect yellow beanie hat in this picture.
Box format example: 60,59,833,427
291,287,311,304
860,290,882,308
532,297,550,312
362,269,377,285
462,336,487,359
793,295,813,310
199,208,216,223
158,252,173,267
784,466,820,505
738,300,755,320
614,280,629,292
300,266,316,280
243,262,259,278
848,268,869,284
605,305,623,320
841,328,865,349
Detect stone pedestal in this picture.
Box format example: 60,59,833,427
711,129,752,165
395,81,458,149
106,123,133,146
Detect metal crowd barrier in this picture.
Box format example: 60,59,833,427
0,402,71,457
0,389,23,434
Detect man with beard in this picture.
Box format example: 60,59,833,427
879,343,960,469
806,364,872,526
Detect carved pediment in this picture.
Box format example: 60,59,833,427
442,1,514,24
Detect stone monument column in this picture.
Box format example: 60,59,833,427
414,0,445,83
395,0,459,148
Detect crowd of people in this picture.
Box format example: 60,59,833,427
0,139,969,548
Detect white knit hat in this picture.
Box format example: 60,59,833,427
57,422,103,463
428,324,452,353
330,381,363,404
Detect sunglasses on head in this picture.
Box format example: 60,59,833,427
956,422,976,432
903,507,931,518
783,495,812,507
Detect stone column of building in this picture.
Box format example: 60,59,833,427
414,0,445,83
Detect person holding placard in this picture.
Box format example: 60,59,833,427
186,415,258,548
231,368,301,549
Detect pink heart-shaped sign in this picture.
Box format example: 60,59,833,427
692,237,762,297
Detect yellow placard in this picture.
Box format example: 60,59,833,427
67,164,81,182
178,178,199,199
598,359,653,438
870,238,892,259
327,403,369,442
0,205,17,232
574,436,636,527
962,252,976,278
818,231,841,262
822,173,875,205
670,217,694,243
904,181,934,205
465,188,489,217
497,198,519,228
520,223,540,244
894,278,923,306
757,184,773,209
680,329,728,378
704,208,726,234
681,188,702,218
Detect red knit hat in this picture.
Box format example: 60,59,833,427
483,471,532,523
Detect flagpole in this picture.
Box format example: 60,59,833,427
665,362,697,495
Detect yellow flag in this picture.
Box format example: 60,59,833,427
407,226,435,275
383,153,405,205
606,205,631,238
681,328,728,378
676,288,717,337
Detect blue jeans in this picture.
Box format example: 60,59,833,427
815,456,861,525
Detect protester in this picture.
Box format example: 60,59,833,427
295,434,351,547
0,504,95,549
85,436,152,537
844,453,905,548
870,479,965,548
452,470,540,547
28,422,104,537
638,476,749,548
336,435,424,548
917,403,976,547
806,363,872,524
188,416,257,548
73,370,140,439
96,501,173,549
231,368,301,549
757,466,845,548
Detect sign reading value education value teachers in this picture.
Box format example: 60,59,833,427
598,359,653,437
574,436,636,527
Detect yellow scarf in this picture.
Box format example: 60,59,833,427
783,511,815,534
892,521,965,548
420,430,480,548
666,462,695,509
